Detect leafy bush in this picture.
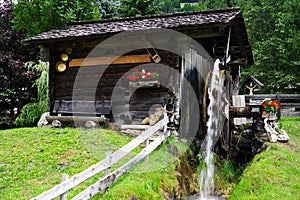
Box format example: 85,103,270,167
15,61,49,127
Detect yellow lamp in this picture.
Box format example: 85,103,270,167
60,53,69,61
55,61,67,72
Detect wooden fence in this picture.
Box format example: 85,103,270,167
31,115,170,200
245,94,300,116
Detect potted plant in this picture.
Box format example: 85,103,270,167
127,68,160,88
261,99,280,120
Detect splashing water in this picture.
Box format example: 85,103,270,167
198,59,223,200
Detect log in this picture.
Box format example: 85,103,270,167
69,54,150,67
229,106,251,117
121,125,151,130
45,116,107,124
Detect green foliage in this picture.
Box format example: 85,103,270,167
98,0,119,18
119,0,161,17
15,61,49,127
215,157,246,195
12,0,101,37
242,0,300,93
159,0,180,13
0,1,39,128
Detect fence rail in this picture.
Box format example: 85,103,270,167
245,94,300,116
31,116,170,200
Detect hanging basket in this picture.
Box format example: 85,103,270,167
129,80,160,89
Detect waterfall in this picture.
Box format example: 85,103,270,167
198,59,223,200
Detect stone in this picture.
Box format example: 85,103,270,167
141,117,150,125
37,112,49,127
51,120,61,128
149,107,165,126
85,120,98,129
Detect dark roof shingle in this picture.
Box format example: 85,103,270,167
25,8,241,43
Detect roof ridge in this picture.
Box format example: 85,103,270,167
67,7,241,26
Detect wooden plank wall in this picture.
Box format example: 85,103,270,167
49,46,179,122
179,49,214,139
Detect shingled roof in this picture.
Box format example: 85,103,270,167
25,8,254,65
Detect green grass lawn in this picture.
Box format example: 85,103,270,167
229,116,300,200
0,116,299,200
0,127,185,200
0,127,136,199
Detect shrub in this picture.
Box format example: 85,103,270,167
15,61,49,127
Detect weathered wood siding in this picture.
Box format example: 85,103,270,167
49,46,179,122
179,49,214,139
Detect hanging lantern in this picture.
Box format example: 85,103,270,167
55,61,67,72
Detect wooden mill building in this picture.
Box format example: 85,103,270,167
26,8,254,140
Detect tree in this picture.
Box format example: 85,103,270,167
0,1,39,128
119,0,161,17
98,0,119,18
12,0,101,37
241,0,300,93
198,0,241,9
159,0,180,13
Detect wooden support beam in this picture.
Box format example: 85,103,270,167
69,54,151,67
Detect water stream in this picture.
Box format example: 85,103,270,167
198,59,224,200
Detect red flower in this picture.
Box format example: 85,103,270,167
261,99,280,113
127,75,139,82
127,68,159,82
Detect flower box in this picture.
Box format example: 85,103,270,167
262,111,277,120
129,80,160,88
127,68,160,89
261,99,280,120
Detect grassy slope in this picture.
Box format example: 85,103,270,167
0,116,299,199
0,127,136,199
229,116,300,200
95,138,188,199
0,127,184,200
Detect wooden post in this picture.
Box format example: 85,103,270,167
105,151,112,176
60,174,69,200
144,139,149,164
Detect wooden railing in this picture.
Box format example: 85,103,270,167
245,94,300,116
31,116,170,200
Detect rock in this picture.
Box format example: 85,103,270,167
108,122,121,130
141,117,150,125
37,112,49,127
51,120,61,128
122,129,141,137
85,120,98,129
58,161,69,167
149,107,166,125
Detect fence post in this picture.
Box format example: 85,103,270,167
60,174,69,200
144,139,149,164
105,151,112,176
